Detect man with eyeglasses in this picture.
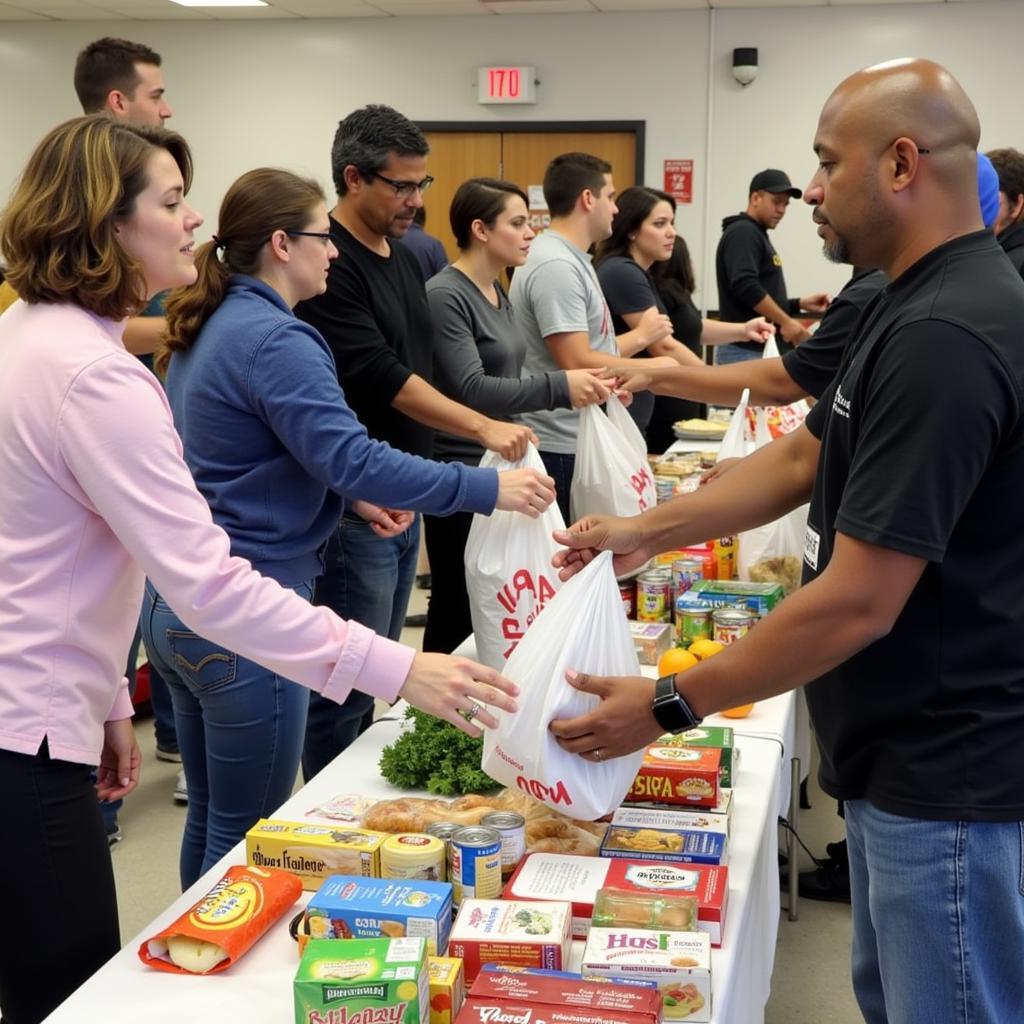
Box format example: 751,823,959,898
295,104,545,779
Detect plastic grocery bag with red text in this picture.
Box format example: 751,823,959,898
570,398,656,522
465,444,566,670
482,551,645,820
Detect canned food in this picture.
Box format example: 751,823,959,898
425,822,459,881
672,557,705,602
480,812,527,881
654,475,677,504
380,833,446,882
712,606,756,645
637,568,672,623
449,826,502,908
619,580,636,620
675,604,712,646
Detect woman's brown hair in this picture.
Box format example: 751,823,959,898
0,114,192,321
160,168,325,374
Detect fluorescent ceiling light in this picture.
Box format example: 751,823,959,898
169,0,268,6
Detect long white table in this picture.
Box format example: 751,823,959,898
44,709,783,1024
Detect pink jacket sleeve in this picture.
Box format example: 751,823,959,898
57,355,413,706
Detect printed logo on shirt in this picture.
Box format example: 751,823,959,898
772,254,783,267
832,385,852,420
804,524,820,571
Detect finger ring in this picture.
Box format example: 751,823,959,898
593,747,603,762
464,701,483,722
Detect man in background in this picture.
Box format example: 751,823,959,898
400,206,448,281
715,168,830,364
988,147,1024,275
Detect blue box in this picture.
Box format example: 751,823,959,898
599,827,727,865
304,875,453,955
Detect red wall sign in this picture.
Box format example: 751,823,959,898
664,159,694,204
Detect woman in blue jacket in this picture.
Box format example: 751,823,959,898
143,168,552,886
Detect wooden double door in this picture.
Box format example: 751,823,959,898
419,126,641,264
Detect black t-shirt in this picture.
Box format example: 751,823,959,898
295,219,435,458
715,212,796,355
998,222,1024,278
781,270,887,400
802,231,1024,820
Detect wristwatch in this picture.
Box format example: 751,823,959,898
652,674,702,734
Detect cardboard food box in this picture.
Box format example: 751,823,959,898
502,854,728,946
628,621,673,665
448,899,571,981
458,968,662,1024
581,929,711,1023
428,956,465,1024
676,579,783,619
294,936,429,1024
600,826,725,866
657,726,737,788
627,746,722,808
481,965,657,991
304,876,453,955
612,804,730,843
247,819,386,888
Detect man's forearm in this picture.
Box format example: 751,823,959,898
751,295,792,327
644,359,806,407
391,374,488,442
640,426,818,554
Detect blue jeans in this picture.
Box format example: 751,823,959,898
714,342,761,365
301,513,420,781
540,450,575,526
141,579,313,889
845,798,1024,1024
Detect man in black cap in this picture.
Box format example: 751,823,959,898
714,168,830,364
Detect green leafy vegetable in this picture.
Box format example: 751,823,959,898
378,707,501,795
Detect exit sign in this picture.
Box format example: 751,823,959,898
478,66,536,104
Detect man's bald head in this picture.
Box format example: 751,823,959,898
806,59,984,276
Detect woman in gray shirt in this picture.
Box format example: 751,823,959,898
424,178,612,653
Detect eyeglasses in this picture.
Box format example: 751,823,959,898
287,230,333,244
367,172,435,198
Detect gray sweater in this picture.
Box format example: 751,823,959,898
427,265,571,464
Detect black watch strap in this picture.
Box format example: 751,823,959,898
651,674,702,734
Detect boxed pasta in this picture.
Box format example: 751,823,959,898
294,936,428,1024
246,819,386,888
600,826,725,866
428,956,465,1024
304,875,453,955
581,928,711,1022
448,899,571,981
626,746,721,808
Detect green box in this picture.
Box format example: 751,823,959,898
680,579,784,619
295,937,429,1024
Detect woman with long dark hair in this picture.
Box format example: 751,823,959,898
145,167,550,886
596,187,772,441
423,177,613,654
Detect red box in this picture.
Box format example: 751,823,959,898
457,970,660,1024
627,746,721,807
503,854,728,946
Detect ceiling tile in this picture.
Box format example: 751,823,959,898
486,0,595,12
594,0,707,8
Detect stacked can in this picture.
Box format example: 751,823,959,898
619,580,637,620
636,568,673,623
480,812,526,882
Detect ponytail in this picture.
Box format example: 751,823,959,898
158,241,229,375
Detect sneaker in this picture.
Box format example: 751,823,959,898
798,859,851,903
155,743,182,763
173,770,188,805
106,822,123,846
403,613,428,628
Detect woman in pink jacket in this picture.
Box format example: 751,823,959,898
0,115,517,1024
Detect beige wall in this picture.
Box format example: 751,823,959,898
1,2,1021,309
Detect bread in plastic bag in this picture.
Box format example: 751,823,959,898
482,551,645,820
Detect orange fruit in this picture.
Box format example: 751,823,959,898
687,639,724,661
721,703,755,719
657,647,699,677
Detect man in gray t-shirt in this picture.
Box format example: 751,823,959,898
509,152,673,519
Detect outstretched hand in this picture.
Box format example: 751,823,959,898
551,514,651,581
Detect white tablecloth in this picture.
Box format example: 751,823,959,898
44,708,782,1024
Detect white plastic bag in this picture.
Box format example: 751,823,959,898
716,387,754,463
465,444,566,670
737,409,809,594
481,551,645,820
752,335,811,439
570,398,656,521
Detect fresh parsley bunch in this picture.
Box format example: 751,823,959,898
378,707,501,795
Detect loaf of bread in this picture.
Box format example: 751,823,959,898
362,789,608,856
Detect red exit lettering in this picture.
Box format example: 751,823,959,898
488,67,521,99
